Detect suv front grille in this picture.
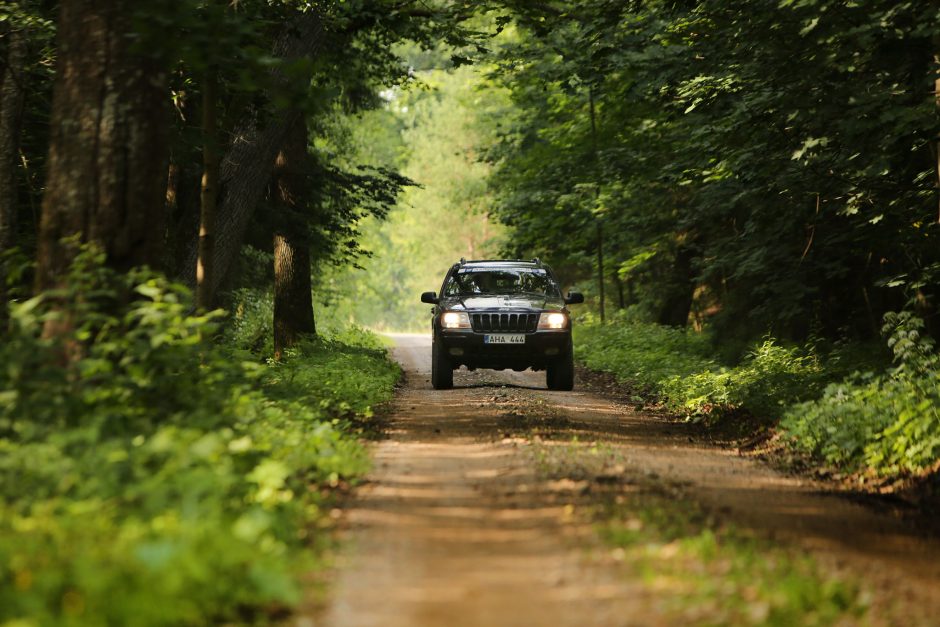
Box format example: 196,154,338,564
471,312,539,333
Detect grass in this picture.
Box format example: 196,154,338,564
574,317,940,482
529,441,868,626
598,495,864,626
573,321,827,423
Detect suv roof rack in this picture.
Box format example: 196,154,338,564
458,258,543,266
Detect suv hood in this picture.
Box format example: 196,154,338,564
441,295,565,311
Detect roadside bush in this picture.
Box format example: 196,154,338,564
226,286,389,357
0,247,399,625
577,313,940,478
660,340,825,421
573,319,716,393
575,321,823,422
227,286,275,355
781,313,940,475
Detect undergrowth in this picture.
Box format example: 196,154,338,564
781,312,940,477
575,312,940,480
0,247,399,626
573,319,828,422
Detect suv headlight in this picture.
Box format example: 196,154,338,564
441,311,471,329
538,312,568,329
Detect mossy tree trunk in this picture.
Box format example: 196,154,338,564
273,118,315,360
36,0,171,296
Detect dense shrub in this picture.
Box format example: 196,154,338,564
577,314,940,478
573,318,717,394
781,313,940,475
660,340,825,421
0,247,399,625
574,321,823,421
227,286,276,355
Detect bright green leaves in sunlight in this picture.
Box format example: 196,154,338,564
318,62,510,331
0,246,398,625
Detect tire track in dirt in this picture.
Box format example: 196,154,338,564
311,334,940,626
313,334,653,627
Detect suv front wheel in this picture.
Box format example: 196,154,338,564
431,339,454,390
546,350,574,391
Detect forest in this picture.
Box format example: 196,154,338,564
2,0,940,624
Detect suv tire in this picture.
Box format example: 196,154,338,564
431,339,453,390
546,350,574,391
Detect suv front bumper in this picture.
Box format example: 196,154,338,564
437,329,571,371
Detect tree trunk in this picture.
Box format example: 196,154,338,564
934,41,940,224
273,234,315,359
615,269,625,309
657,243,697,327
0,25,26,251
587,86,606,323
181,11,324,301
273,118,315,360
196,67,220,310
0,24,27,325
36,0,171,293
596,220,606,323
164,159,201,277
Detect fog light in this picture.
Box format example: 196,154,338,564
449,347,464,356
545,347,560,356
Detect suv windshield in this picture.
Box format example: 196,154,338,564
444,267,560,298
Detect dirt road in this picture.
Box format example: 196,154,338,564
313,334,940,626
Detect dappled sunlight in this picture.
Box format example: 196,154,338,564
321,350,661,625
320,334,940,626
13,0,940,624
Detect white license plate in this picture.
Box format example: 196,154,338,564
484,334,525,344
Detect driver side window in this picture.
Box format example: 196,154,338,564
443,273,463,296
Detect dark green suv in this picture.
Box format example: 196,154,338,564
420,259,584,390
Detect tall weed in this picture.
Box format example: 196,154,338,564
573,319,716,394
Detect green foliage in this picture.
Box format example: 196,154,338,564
579,311,940,478
225,269,397,355
487,1,940,342
0,248,398,625
661,341,825,421
781,373,940,475
598,495,864,626
319,65,509,331
574,318,716,395
226,285,276,356
575,320,826,422
782,314,940,475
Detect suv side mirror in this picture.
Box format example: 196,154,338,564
565,291,584,305
421,291,439,304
